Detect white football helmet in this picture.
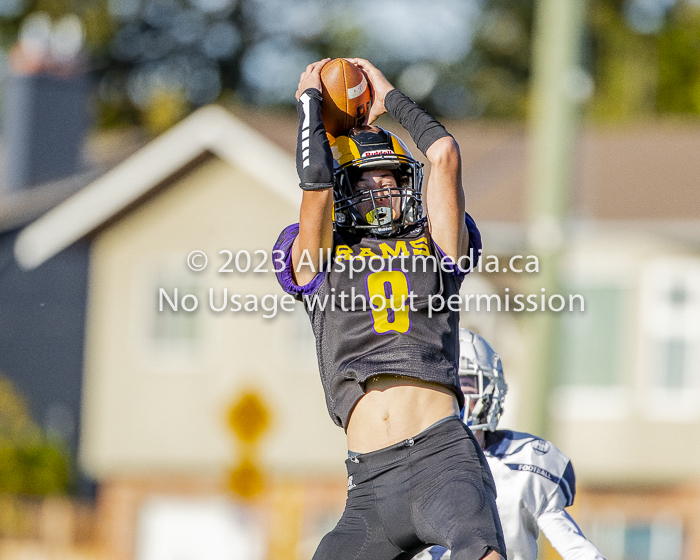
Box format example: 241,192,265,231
459,328,508,431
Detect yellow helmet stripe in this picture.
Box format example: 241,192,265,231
390,133,411,158
330,135,362,167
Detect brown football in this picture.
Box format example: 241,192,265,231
320,58,372,138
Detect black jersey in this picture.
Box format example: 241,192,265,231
274,215,481,428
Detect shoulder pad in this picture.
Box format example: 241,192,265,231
485,430,576,506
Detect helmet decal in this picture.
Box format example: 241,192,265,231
363,149,395,158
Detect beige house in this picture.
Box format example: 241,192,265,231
16,106,349,560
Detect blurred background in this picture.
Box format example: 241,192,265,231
1,0,699,559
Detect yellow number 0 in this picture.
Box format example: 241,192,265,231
366,271,411,334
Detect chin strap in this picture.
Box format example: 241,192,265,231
296,88,334,190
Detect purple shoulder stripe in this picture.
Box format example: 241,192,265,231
273,224,325,298
433,212,482,280
465,211,482,261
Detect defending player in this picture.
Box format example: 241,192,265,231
273,59,505,560
415,329,606,560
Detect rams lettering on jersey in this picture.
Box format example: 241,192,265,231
334,237,430,260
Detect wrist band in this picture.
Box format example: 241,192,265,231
297,88,334,191
384,89,452,155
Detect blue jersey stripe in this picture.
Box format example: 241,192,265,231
559,460,576,506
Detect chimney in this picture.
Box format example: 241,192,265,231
2,12,89,193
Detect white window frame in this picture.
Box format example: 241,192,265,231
639,257,700,422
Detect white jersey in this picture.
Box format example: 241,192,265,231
414,430,606,560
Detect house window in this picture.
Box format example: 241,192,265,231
587,515,683,560
660,337,686,389
558,286,625,386
649,279,696,390
641,258,700,420
149,268,203,362
154,281,201,347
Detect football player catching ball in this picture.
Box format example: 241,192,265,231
274,59,505,560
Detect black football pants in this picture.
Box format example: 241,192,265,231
312,416,506,560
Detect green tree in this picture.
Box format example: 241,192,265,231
587,0,700,120
0,0,112,53
4,0,700,126
0,375,70,497
657,2,700,114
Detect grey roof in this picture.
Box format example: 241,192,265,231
11,102,700,268
0,128,148,234
0,169,101,234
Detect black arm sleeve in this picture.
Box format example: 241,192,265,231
296,88,334,190
384,89,452,155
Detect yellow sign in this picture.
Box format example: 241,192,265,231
229,457,264,499
227,392,270,443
